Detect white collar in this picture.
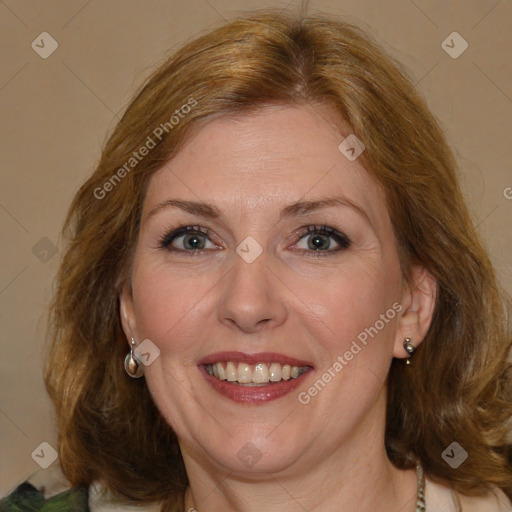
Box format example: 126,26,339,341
25,465,511,511
88,480,161,511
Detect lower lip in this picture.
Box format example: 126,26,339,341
199,366,312,404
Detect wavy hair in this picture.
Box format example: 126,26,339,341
44,9,512,511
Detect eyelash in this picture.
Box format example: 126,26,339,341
158,224,351,256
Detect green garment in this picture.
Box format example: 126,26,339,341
0,481,89,512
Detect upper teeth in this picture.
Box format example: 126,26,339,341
206,362,308,385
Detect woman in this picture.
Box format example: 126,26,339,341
2,9,511,512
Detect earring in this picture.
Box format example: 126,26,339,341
403,337,416,365
124,337,144,378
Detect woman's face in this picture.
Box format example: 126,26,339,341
121,104,410,476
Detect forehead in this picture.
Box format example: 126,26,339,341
142,104,389,230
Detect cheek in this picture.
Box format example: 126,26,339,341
293,257,401,361
130,259,217,357
130,241,402,366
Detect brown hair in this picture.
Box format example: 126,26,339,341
44,9,512,510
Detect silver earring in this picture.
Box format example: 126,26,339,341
403,337,416,365
124,337,144,378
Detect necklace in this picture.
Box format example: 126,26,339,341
415,462,426,511
185,463,428,511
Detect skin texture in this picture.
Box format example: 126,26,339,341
120,104,437,512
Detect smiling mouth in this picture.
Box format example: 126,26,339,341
204,362,311,386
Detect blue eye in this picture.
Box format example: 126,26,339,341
159,226,216,251
295,225,351,253
159,224,351,255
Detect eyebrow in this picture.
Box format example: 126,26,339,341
147,196,371,225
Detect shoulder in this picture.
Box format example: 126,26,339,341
0,465,161,512
456,489,512,512
425,476,512,512
0,466,88,511
88,481,161,511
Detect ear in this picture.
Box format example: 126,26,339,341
119,284,137,348
393,265,437,359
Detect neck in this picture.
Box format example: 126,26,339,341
182,388,418,512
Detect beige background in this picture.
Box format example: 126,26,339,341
1,0,511,497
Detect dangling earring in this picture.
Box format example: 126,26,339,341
403,337,416,365
124,337,144,378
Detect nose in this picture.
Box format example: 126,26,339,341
217,250,287,334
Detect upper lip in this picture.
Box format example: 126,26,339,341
198,351,314,368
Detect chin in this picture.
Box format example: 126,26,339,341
216,438,304,475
